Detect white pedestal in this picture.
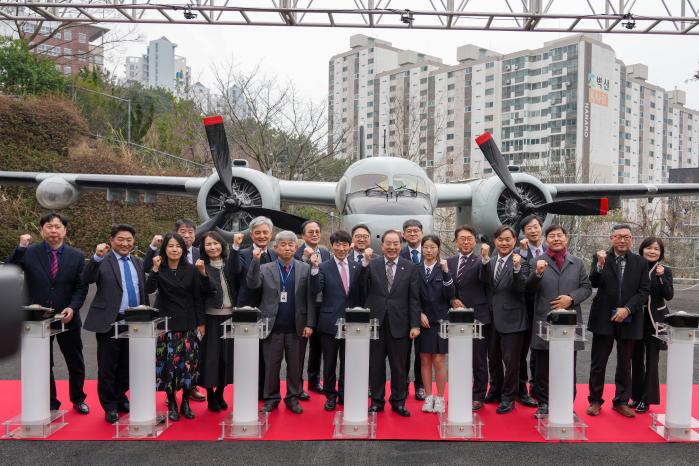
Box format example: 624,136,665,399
219,316,270,439
438,320,484,439
650,325,699,442
332,318,378,439
4,317,67,439
113,317,170,438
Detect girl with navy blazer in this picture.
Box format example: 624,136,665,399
417,235,456,414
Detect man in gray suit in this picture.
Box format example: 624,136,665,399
526,224,592,419
246,230,315,414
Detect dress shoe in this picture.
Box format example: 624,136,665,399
635,401,649,414
627,400,639,409
104,410,119,424
260,401,279,413
324,398,337,411
392,405,411,417
50,401,61,411
287,402,303,414
535,403,549,419
496,401,515,414
368,404,384,413
207,398,221,413
415,387,426,401
117,401,129,413
298,391,311,401
472,400,484,411
189,387,206,402
484,392,500,404
308,382,324,394
612,404,636,418
586,403,602,416
518,394,539,408
73,402,90,415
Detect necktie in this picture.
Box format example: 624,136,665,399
284,264,290,274
187,249,193,264
386,261,394,292
456,255,466,280
495,258,505,281
616,256,625,305
339,260,349,295
411,249,419,264
535,248,541,257
260,250,270,264
121,256,139,308
425,266,431,277
49,249,59,280
357,253,363,263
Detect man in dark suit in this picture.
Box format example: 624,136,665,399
7,212,89,415
479,225,531,414
587,224,650,418
399,219,425,401
82,224,147,423
348,224,372,263
360,229,421,417
447,224,490,411
310,230,361,411
247,230,315,414
294,220,332,395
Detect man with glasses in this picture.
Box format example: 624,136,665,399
587,224,650,418
349,225,372,264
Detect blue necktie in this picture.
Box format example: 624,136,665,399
411,249,419,264
121,256,139,308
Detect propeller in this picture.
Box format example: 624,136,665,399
196,116,307,242
475,132,609,234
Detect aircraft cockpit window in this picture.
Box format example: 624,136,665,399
393,174,429,196
349,174,389,194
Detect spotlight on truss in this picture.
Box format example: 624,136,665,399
401,9,414,25
183,6,197,20
622,13,636,30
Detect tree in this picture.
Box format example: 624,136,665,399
0,37,65,95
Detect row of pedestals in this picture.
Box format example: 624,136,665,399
4,305,699,441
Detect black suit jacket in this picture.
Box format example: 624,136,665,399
7,242,88,330
647,263,673,323
234,246,278,307
82,253,147,333
359,256,421,338
294,244,332,263
479,254,530,334
310,258,361,335
447,253,491,325
145,263,204,331
144,245,200,273
588,250,650,339
400,244,422,264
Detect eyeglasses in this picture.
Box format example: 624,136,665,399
353,234,370,239
612,235,632,241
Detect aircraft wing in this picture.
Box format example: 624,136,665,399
434,183,473,207
278,180,338,207
550,183,699,200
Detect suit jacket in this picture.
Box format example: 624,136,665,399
646,263,674,324
7,242,88,330
418,265,455,323
145,263,204,331
294,244,332,263
234,246,278,307
479,254,530,334
310,258,361,335
143,245,200,273
400,244,422,264
526,252,592,350
447,253,490,325
588,250,650,340
82,253,147,333
358,256,421,338
246,258,315,336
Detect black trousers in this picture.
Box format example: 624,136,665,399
95,331,129,412
631,318,661,405
531,348,578,404
303,331,323,387
472,323,491,402
488,327,525,402
258,345,265,399
320,333,345,399
370,325,410,408
519,298,536,395
49,327,87,409
406,337,423,391
588,332,635,406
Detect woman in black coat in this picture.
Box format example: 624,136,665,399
147,232,205,422
630,237,674,414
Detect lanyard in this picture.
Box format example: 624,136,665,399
278,261,295,291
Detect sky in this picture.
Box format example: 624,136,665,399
105,23,699,110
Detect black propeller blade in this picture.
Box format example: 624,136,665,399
203,116,233,197
476,132,522,203
194,210,227,242
535,198,609,216
243,207,306,233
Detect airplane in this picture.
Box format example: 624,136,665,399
3,115,699,246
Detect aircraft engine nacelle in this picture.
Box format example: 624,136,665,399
35,176,80,210
196,166,281,240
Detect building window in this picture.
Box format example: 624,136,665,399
78,32,87,44
64,30,72,40
63,66,72,75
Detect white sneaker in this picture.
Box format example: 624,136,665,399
422,395,434,412
433,396,445,414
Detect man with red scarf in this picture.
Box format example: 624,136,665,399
525,224,592,419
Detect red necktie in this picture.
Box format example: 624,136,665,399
49,249,59,280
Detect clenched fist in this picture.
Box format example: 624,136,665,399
95,243,110,257
195,258,206,275
520,238,529,252
302,246,315,260
596,250,607,268
150,235,163,248
233,233,244,247
252,247,263,261
309,252,321,268
152,255,162,272
481,243,490,261
536,259,548,275
512,253,522,268
440,259,448,272
19,234,32,247
364,248,374,260
656,264,665,276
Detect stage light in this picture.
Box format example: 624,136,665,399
183,6,197,20
401,9,414,25
622,13,636,30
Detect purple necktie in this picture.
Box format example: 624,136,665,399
49,249,58,280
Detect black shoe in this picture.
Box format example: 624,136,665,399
535,403,549,419
308,382,324,394
496,401,515,414
167,395,180,422
105,410,119,424
627,400,639,409
484,392,500,404
207,393,221,412
415,387,426,401
50,400,61,411
73,402,90,415
287,402,303,414
324,398,337,411
392,405,410,417
635,401,649,414
260,401,279,413
215,387,228,410
180,394,195,419
518,394,539,408
368,404,384,413
116,401,129,413
337,395,344,405
298,391,311,401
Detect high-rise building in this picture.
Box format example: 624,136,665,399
124,37,191,94
189,82,250,119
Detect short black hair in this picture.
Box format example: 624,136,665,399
545,224,568,237
39,212,68,228
421,234,441,249
301,220,321,234
110,224,136,238
454,224,477,241
638,237,665,262
330,230,352,245
493,225,516,240
520,214,543,232
200,230,228,262
612,224,632,232
381,229,402,243
402,219,423,231
160,232,188,267
351,224,371,236
175,219,196,231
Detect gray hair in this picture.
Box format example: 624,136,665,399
274,230,298,245
248,216,273,232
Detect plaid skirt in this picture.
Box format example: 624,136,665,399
156,330,200,395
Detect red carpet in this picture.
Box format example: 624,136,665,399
1,381,697,441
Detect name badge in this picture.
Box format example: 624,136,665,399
280,291,288,303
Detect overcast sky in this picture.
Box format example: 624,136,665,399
106,24,699,110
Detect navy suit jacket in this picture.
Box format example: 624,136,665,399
418,265,455,323
447,253,491,325
234,246,277,307
310,258,361,335
7,242,88,330
400,244,422,264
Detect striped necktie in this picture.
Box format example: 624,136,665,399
49,249,59,280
